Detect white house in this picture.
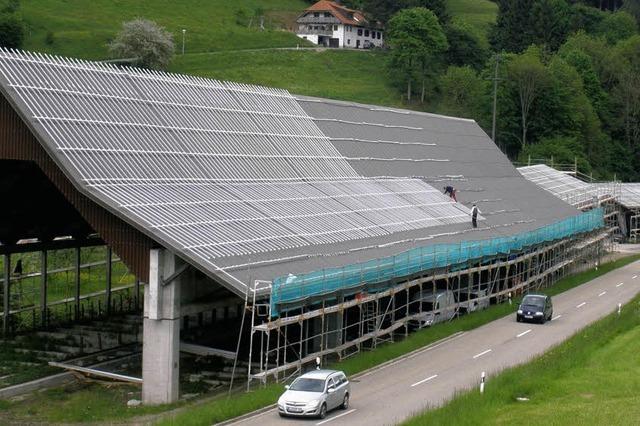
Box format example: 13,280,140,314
296,0,384,49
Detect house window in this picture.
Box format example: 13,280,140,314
333,25,338,30
324,12,331,17
377,32,382,39
365,30,370,37
308,25,312,30
314,12,320,17
347,39,351,45
357,28,362,36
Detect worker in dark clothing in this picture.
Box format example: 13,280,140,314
470,204,480,228
443,185,457,202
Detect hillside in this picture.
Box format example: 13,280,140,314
21,0,309,59
14,0,495,109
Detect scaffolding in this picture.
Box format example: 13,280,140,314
244,218,608,388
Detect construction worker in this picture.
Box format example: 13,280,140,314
470,204,480,228
443,185,457,202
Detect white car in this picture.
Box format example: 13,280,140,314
277,370,350,419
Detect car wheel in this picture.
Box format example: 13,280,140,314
318,403,327,419
341,393,349,410
516,316,521,323
540,316,546,324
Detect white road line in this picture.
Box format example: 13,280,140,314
552,314,562,321
316,409,357,425
576,302,586,309
356,332,465,379
598,291,607,297
411,374,438,387
617,282,624,287
633,275,638,279
473,349,492,359
516,329,532,338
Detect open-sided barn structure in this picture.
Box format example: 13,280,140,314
0,50,608,403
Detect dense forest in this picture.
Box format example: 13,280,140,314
332,0,640,180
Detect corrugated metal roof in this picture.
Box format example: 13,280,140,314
593,183,640,209
0,50,582,295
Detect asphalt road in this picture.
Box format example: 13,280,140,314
228,260,640,426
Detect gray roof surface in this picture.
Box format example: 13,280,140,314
593,182,640,209
0,50,581,296
519,164,619,210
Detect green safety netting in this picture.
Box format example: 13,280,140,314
270,208,604,317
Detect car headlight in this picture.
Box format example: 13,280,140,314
517,310,522,314
535,311,543,315
306,400,320,409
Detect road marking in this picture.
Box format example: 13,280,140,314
316,409,357,425
552,314,562,321
633,275,638,279
598,291,607,297
473,349,492,359
411,374,438,387
617,282,624,287
576,302,586,309
516,329,532,338
356,332,465,379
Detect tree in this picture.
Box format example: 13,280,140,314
386,7,448,103
490,0,535,53
444,20,488,69
569,4,607,34
0,0,24,49
530,0,571,51
505,47,550,147
0,11,23,48
359,0,448,24
596,11,638,44
609,35,640,150
440,66,486,118
109,19,175,69
622,0,640,25
518,136,592,174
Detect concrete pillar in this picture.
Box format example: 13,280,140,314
142,249,181,405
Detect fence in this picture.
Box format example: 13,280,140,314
271,209,604,316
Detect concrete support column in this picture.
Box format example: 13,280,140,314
142,249,181,405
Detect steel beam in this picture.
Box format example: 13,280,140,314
3,254,9,335
106,247,112,315
40,251,47,327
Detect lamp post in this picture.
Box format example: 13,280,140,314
182,29,186,55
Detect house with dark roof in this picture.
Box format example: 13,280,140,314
296,0,383,48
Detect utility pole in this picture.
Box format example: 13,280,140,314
182,29,186,55
491,54,501,143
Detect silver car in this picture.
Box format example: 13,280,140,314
277,369,350,419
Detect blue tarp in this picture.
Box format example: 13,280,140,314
271,209,604,317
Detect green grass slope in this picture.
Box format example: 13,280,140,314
21,0,308,59
446,0,497,38
169,49,399,105
405,270,640,425
13,0,496,110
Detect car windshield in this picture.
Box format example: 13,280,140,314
522,296,545,308
289,378,325,392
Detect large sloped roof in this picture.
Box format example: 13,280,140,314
0,49,580,296
518,164,616,209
